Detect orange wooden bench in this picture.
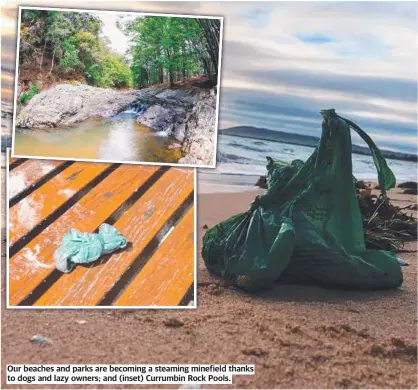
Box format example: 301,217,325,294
8,158,195,308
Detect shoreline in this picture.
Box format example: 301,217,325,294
197,181,261,194
2,158,417,389
196,173,414,195
2,151,416,193
221,131,418,163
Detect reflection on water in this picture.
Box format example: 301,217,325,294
13,113,182,163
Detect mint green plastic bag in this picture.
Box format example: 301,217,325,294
54,224,127,273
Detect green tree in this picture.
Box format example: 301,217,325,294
45,11,73,73
19,9,132,90
123,15,221,88
59,39,81,71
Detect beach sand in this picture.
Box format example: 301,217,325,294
1,173,417,388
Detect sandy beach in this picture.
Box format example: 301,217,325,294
2,1,417,387
1,169,417,388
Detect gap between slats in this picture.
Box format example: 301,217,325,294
9,158,27,171
9,164,120,257
33,169,194,307
9,162,114,247
9,160,73,207
98,192,194,306
15,166,170,306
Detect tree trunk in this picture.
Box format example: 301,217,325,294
164,48,174,87
39,41,47,70
49,47,56,74
201,57,210,80
143,66,148,88
196,19,220,84
158,65,163,84
181,43,186,81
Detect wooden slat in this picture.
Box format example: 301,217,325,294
8,159,66,199
8,165,159,306
114,206,195,306
9,162,111,246
35,168,194,307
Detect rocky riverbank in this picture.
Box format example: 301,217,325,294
16,83,217,165
16,84,137,128
134,85,217,165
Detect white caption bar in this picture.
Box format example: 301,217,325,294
7,364,255,385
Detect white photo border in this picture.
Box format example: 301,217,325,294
11,6,224,170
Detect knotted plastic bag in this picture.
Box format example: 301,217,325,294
54,223,127,273
202,109,402,291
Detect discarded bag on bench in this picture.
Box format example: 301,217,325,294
54,223,127,273
202,109,402,291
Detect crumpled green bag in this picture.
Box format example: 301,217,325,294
202,109,402,291
54,223,127,273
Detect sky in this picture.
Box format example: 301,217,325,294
97,13,130,55
1,1,417,154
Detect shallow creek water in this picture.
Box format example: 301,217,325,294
13,112,182,163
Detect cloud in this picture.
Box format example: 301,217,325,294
214,2,417,155
218,85,417,153
240,67,417,104
1,1,416,155
296,33,334,45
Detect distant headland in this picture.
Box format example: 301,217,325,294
221,126,418,163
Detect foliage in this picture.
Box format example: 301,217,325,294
19,10,220,90
19,10,132,89
85,54,132,88
123,16,221,88
59,39,82,70
20,84,40,104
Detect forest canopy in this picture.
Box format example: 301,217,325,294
18,10,221,91
19,10,132,89
122,16,221,88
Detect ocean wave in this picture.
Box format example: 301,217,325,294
217,134,417,180
217,152,253,163
227,141,266,153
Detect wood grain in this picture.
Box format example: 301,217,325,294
8,164,159,306
9,162,110,246
34,168,194,306
8,159,66,199
115,206,195,306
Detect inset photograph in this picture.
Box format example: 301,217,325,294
7,155,195,308
12,7,222,167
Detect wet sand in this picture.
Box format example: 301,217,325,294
1,173,417,388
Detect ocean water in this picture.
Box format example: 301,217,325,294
210,134,418,182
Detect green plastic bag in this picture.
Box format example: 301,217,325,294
54,223,127,273
202,109,402,291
